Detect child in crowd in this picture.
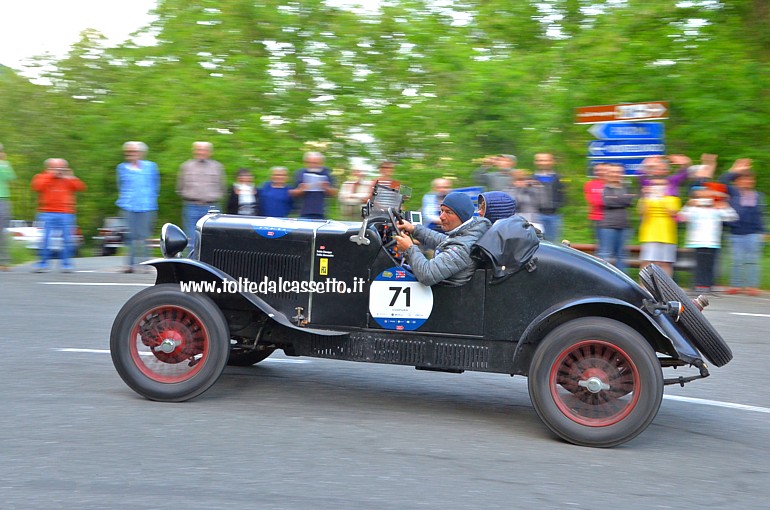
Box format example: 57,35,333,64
678,186,737,292
637,178,681,276
226,168,258,216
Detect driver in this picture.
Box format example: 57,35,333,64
395,192,491,286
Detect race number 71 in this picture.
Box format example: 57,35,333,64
389,286,411,307
369,269,434,331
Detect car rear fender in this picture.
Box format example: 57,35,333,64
146,258,346,337
511,297,703,375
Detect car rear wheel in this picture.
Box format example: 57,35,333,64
639,264,732,367
110,284,230,402
528,317,663,447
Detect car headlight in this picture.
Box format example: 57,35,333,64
160,223,188,258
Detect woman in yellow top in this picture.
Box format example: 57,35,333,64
637,178,681,276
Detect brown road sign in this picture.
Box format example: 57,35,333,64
575,102,669,124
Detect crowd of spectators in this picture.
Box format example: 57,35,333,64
0,140,765,293
584,155,766,294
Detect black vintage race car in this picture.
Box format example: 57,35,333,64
110,185,733,447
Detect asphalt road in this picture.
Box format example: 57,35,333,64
1,258,769,509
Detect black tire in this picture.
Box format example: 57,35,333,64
101,246,117,256
528,317,663,447
110,284,230,402
227,347,275,367
640,264,732,367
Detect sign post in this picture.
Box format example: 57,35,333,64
575,102,669,124
588,122,664,140
578,103,668,175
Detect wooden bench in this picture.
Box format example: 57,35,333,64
568,243,696,272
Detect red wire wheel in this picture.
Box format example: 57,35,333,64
529,317,663,447
129,305,210,383
111,284,230,402
549,340,641,427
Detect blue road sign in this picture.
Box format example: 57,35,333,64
588,158,647,176
588,140,665,158
588,122,664,140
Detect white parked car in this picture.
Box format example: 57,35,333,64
7,220,41,248
7,219,83,255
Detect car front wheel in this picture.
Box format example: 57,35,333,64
110,284,230,402
528,317,663,447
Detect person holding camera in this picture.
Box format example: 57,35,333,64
678,186,737,292
31,158,87,272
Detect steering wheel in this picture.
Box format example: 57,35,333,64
386,207,403,236
381,208,408,266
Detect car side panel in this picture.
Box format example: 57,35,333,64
482,243,649,341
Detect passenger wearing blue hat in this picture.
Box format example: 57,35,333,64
478,191,517,224
395,191,491,286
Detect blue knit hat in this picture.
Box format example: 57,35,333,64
441,192,475,224
479,191,517,224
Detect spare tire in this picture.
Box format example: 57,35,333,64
639,264,733,367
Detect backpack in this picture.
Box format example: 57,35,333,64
472,215,540,284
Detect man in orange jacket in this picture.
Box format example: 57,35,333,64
31,159,86,272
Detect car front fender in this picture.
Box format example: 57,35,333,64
511,296,703,375
145,258,347,337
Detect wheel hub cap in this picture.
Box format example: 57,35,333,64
578,376,610,394
155,337,181,354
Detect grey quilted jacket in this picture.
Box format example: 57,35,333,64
405,217,491,286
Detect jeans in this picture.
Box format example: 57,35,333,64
123,210,156,266
538,213,562,242
729,233,763,288
183,203,212,255
694,247,718,288
37,212,75,269
597,227,628,272
0,199,10,265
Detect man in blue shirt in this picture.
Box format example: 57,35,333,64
116,141,160,272
290,152,337,219
259,166,294,217
422,178,452,231
533,152,566,242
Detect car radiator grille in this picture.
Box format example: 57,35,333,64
210,249,303,300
